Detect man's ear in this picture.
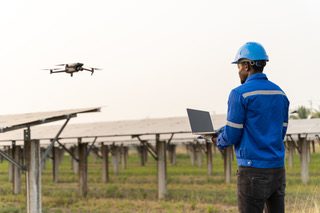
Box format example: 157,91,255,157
245,63,251,72
244,63,249,72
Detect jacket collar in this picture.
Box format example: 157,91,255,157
245,73,268,83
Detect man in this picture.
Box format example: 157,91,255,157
215,42,289,213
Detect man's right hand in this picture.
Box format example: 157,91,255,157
211,136,217,144
211,126,225,143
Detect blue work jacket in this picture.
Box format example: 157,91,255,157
217,73,289,168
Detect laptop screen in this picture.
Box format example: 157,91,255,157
186,108,214,134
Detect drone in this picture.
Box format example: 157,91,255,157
43,63,101,77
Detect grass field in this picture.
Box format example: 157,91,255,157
0,147,319,213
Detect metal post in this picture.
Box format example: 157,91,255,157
312,140,316,153
288,141,294,168
196,143,202,168
70,147,74,171
168,144,177,166
101,144,109,183
144,145,148,163
58,148,65,165
224,146,232,184
52,147,59,183
124,147,128,170
307,141,311,163
73,146,79,174
137,145,145,166
12,143,22,194
121,146,127,170
92,149,98,163
206,142,213,176
78,139,88,197
8,146,13,182
172,144,177,165
112,146,120,175
25,138,42,213
300,137,309,184
156,134,167,199
186,144,190,155
40,148,47,170
189,144,195,166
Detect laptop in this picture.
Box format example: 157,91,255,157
186,108,215,135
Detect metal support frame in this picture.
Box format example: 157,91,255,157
41,118,70,168
195,142,203,167
133,135,158,160
187,143,196,166
72,146,79,174
52,147,60,183
24,127,42,213
121,146,128,170
12,141,22,194
111,144,120,175
224,146,233,184
136,144,147,166
167,133,174,144
0,141,26,171
167,143,177,165
78,138,88,197
156,134,167,199
91,146,102,159
289,135,300,152
133,134,168,199
286,135,295,168
86,137,98,158
101,144,110,183
166,134,176,166
311,140,316,153
298,135,309,184
56,139,79,162
206,141,213,176
0,149,26,171
8,146,13,182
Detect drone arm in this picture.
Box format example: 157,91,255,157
51,70,67,73
81,68,93,72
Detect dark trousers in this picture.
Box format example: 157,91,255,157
237,166,286,213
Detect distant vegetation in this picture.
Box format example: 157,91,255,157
290,105,320,119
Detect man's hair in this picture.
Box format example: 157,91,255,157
240,60,266,72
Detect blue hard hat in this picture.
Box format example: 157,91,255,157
232,42,269,64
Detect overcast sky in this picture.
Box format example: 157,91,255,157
0,0,319,122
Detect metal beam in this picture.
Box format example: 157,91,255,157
0,114,76,133
41,118,70,168
56,139,79,162
86,137,98,158
134,135,158,160
0,149,26,171
145,142,158,160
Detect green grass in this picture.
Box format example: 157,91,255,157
0,148,319,212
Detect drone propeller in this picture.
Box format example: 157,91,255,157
42,68,61,71
90,67,102,70
55,64,66,66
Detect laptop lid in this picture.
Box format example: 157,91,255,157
186,108,214,134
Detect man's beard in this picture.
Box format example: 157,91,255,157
240,77,247,84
